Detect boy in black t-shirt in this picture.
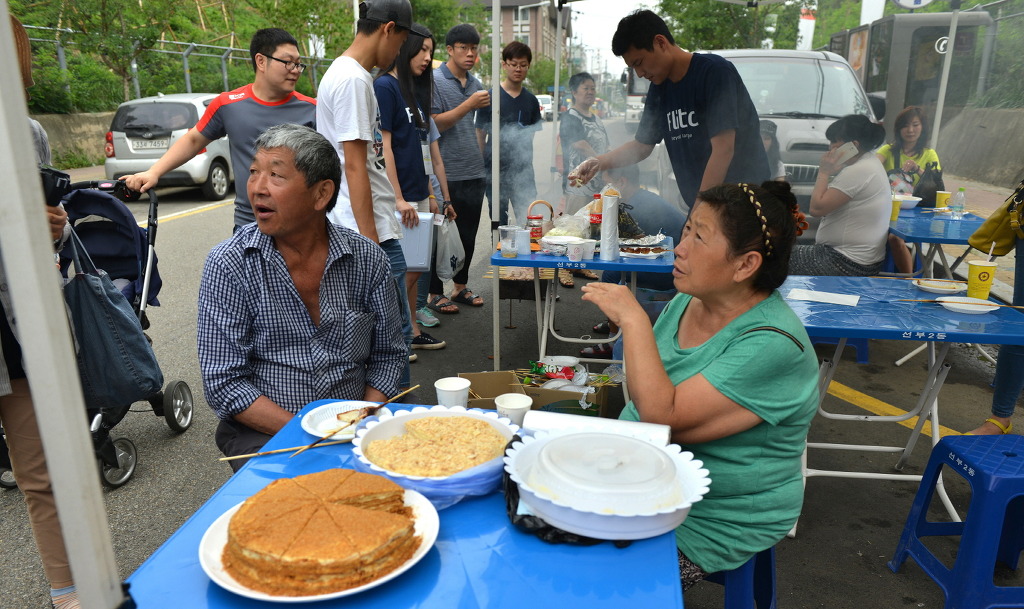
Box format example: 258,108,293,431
475,41,543,226
568,10,768,210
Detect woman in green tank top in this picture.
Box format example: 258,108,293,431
582,181,820,590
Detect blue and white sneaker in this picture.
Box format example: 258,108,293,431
415,307,440,327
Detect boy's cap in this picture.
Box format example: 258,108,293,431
359,0,416,31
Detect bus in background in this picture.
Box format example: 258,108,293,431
621,67,649,130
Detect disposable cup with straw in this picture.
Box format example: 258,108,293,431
967,241,998,300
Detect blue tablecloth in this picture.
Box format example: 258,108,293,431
782,275,1024,344
126,402,684,608
888,208,985,245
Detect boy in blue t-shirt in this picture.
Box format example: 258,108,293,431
567,10,768,210
475,41,543,226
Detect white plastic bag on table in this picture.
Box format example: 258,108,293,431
435,218,465,280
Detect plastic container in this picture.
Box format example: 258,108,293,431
503,430,711,540
950,187,966,220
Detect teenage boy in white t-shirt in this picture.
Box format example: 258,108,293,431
317,0,428,387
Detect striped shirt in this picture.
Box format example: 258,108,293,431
431,63,486,181
197,222,406,420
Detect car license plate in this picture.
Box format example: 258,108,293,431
132,139,169,150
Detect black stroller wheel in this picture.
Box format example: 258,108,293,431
162,380,193,433
0,468,16,489
100,437,137,488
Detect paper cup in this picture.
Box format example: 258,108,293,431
516,229,532,255
434,377,471,407
566,239,585,262
580,239,597,260
890,197,901,222
967,260,997,300
935,190,951,209
494,393,533,426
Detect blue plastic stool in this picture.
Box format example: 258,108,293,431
811,336,870,364
888,434,1024,609
704,546,777,609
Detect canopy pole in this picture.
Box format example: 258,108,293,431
0,4,125,608
930,0,961,149
551,1,564,187
491,0,501,225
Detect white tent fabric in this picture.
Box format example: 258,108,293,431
0,3,124,607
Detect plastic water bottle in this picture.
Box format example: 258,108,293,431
950,187,966,220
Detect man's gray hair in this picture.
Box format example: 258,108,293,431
254,124,341,211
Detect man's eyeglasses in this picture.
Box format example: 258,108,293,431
505,62,530,71
265,54,307,73
452,44,479,54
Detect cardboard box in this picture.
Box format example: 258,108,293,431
458,370,611,418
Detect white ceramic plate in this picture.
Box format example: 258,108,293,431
936,296,999,315
299,401,391,440
913,279,967,295
198,489,439,603
620,250,669,259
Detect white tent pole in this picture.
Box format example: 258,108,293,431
551,1,564,187
0,4,124,609
930,1,961,149
491,0,501,225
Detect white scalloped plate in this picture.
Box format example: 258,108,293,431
198,490,439,602
352,406,519,481
503,430,710,540
300,401,392,440
913,279,966,295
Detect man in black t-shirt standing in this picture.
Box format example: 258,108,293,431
568,10,768,210
476,41,543,227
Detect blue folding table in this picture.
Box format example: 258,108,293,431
782,275,1024,523
888,208,985,278
489,250,673,370
126,402,685,608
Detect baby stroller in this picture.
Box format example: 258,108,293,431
52,180,194,488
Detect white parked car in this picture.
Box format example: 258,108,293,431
104,93,233,201
536,94,553,121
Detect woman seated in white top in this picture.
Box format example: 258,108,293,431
789,114,890,276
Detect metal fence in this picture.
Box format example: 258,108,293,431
25,25,332,105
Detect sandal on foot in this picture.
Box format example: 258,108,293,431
965,418,1013,435
427,295,459,314
573,269,599,280
558,269,574,288
593,320,611,334
985,418,1013,434
451,288,484,306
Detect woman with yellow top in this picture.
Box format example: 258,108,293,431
876,106,941,188
876,106,942,273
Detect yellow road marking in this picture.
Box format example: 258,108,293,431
136,201,233,227
826,380,960,438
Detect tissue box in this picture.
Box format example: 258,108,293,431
457,370,610,417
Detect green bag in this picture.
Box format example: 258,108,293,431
968,179,1024,257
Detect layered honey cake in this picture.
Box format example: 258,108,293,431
364,415,507,477
222,469,419,596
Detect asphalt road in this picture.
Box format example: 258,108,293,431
3,119,1023,608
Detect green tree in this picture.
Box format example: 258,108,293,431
527,55,571,97
657,0,811,50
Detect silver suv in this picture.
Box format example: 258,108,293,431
104,93,233,201
651,50,881,241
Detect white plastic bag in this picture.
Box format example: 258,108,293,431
435,218,465,280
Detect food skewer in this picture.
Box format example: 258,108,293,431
218,439,353,462
288,384,419,459
868,276,965,283
896,299,1024,309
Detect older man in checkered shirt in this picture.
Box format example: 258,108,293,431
197,124,406,470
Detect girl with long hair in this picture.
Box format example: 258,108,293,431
375,24,457,347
